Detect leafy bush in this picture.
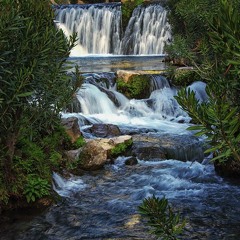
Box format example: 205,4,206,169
139,196,186,240
0,0,80,205
23,175,50,203
166,0,240,173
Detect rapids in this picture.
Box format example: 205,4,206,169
1,73,240,240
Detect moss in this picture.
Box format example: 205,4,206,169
117,75,151,99
73,136,86,149
167,67,200,87
111,138,133,157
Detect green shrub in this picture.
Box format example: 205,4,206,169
0,0,81,206
139,196,186,240
23,175,50,203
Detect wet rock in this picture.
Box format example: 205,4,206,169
214,160,240,178
130,133,205,162
61,117,81,143
125,156,138,166
79,135,132,170
66,95,81,113
86,124,121,138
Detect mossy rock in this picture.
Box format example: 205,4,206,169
169,68,200,87
110,138,133,157
117,75,151,99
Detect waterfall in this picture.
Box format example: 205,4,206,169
54,4,122,55
150,75,170,92
121,4,171,55
54,3,171,56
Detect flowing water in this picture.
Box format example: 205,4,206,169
1,3,240,240
1,73,240,240
54,3,170,56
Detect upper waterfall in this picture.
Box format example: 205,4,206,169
54,3,171,56
121,4,171,55
54,3,122,55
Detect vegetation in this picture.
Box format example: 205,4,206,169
0,0,81,207
121,0,143,30
139,195,186,240
165,0,240,175
117,75,151,99
110,138,133,157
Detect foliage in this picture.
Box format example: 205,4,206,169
23,175,50,203
168,68,200,87
121,0,143,30
173,0,240,165
139,195,186,240
0,0,80,206
73,136,86,149
176,87,240,163
111,139,133,157
117,75,150,99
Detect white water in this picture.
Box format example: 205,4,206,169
61,75,210,135
54,3,170,56
121,4,171,55
55,4,121,56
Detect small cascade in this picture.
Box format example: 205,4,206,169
54,4,121,55
52,172,87,197
54,3,171,56
66,74,198,128
76,83,117,114
120,4,171,55
150,74,170,92
150,88,187,119
187,81,208,102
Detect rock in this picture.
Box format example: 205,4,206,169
61,117,81,143
116,70,141,83
214,160,240,178
125,156,138,166
87,124,121,138
129,133,205,162
64,148,81,161
66,95,81,113
79,135,132,170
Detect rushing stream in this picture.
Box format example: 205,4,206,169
1,2,240,240
1,73,240,240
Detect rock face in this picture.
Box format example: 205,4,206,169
86,124,121,138
61,117,81,143
79,135,132,170
129,133,205,162
214,160,240,178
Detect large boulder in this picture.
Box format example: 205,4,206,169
61,117,81,143
130,133,205,162
78,135,132,170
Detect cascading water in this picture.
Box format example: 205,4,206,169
1,74,240,240
121,4,171,55
54,3,122,56
54,3,170,56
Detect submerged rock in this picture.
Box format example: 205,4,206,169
125,156,138,166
